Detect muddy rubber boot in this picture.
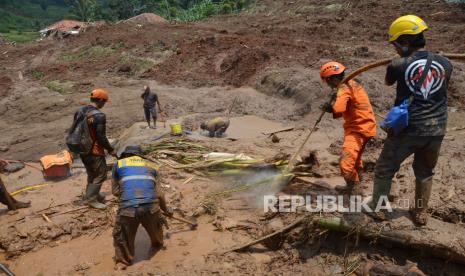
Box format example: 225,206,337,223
410,178,432,226
13,199,31,209
364,177,392,221
0,191,17,210
97,193,106,203
87,199,107,210
85,184,106,209
335,181,356,194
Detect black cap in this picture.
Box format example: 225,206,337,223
121,145,142,157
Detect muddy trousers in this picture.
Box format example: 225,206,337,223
340,132,371,183
113,204,164,266
0,177,16,210
372,135,444,206
80,154,107,202
144,107,157,125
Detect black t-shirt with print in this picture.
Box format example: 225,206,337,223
385,51,453,136
142,91,158,108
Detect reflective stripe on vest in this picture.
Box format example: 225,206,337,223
120,175,156,184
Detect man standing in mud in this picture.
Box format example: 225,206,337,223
111,145,172,270
72,89,116,209
369,15,453,225
320,61,377,195
141,85,163,129
0,160,31,211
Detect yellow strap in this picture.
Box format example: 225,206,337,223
11,183,49,196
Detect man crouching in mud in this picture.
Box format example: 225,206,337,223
200,117,230,138
111,145,173,270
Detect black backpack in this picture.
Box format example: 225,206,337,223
66,108,101,155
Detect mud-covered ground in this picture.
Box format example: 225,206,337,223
1,0,465,275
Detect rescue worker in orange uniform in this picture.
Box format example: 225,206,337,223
320,62,377,194
71,89,117,209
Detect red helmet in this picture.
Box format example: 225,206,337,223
320,61,346,79
90,89,109,102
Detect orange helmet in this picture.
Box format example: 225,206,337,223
90,89,109,102
320,62,346,79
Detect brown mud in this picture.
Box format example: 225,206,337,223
1,0,465,275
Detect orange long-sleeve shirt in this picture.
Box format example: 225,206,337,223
332,80,377,138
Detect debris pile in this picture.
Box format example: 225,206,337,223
39,20,104,39
124,13,167,25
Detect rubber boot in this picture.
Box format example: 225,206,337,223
85,184,107,210
365,177,392,221
0,191,16,210
335,180,356,194
87,199,107,210
13,198,31,209
410,177,432,226
97,193,106,203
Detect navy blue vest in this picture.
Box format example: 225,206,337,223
114,156,158,208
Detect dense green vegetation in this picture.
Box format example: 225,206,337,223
0,0,68,42
0,0,69,32
0,0,252,43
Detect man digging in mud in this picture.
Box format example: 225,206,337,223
200,117,230,138
320,61,377,195
141,85,163,129
368,15,453,225
71,89,117,209
0,160,31,212
111,145,173,270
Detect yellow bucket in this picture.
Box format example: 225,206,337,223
170,123,183,136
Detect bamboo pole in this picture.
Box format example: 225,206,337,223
286,52,464,174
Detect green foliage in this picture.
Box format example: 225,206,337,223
61,45,115,61
46,80,67,94
30,69,45,80
0,0,253,36
112,41,126,49
174,0,252,22
0,0,69,32
65,0,97,21
119,53,155,71
2,31,40,43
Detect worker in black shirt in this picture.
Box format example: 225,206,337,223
369,15,453,225
141,86,163,129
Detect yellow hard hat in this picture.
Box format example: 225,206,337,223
388,15,428,42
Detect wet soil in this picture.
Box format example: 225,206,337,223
1,0,465,275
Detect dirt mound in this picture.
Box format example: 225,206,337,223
125,13,167,24
220,46,270,86
256,67,324,115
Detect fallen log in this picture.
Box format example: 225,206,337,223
224,215,309,253
321,215,465,265
226,213,465,265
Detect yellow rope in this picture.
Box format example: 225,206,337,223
11,183,49,196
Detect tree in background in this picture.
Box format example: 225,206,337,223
65,0,97,21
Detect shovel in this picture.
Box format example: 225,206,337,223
163,212,198,230
0,263,15,276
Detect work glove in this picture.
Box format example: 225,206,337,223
321,102,333,113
